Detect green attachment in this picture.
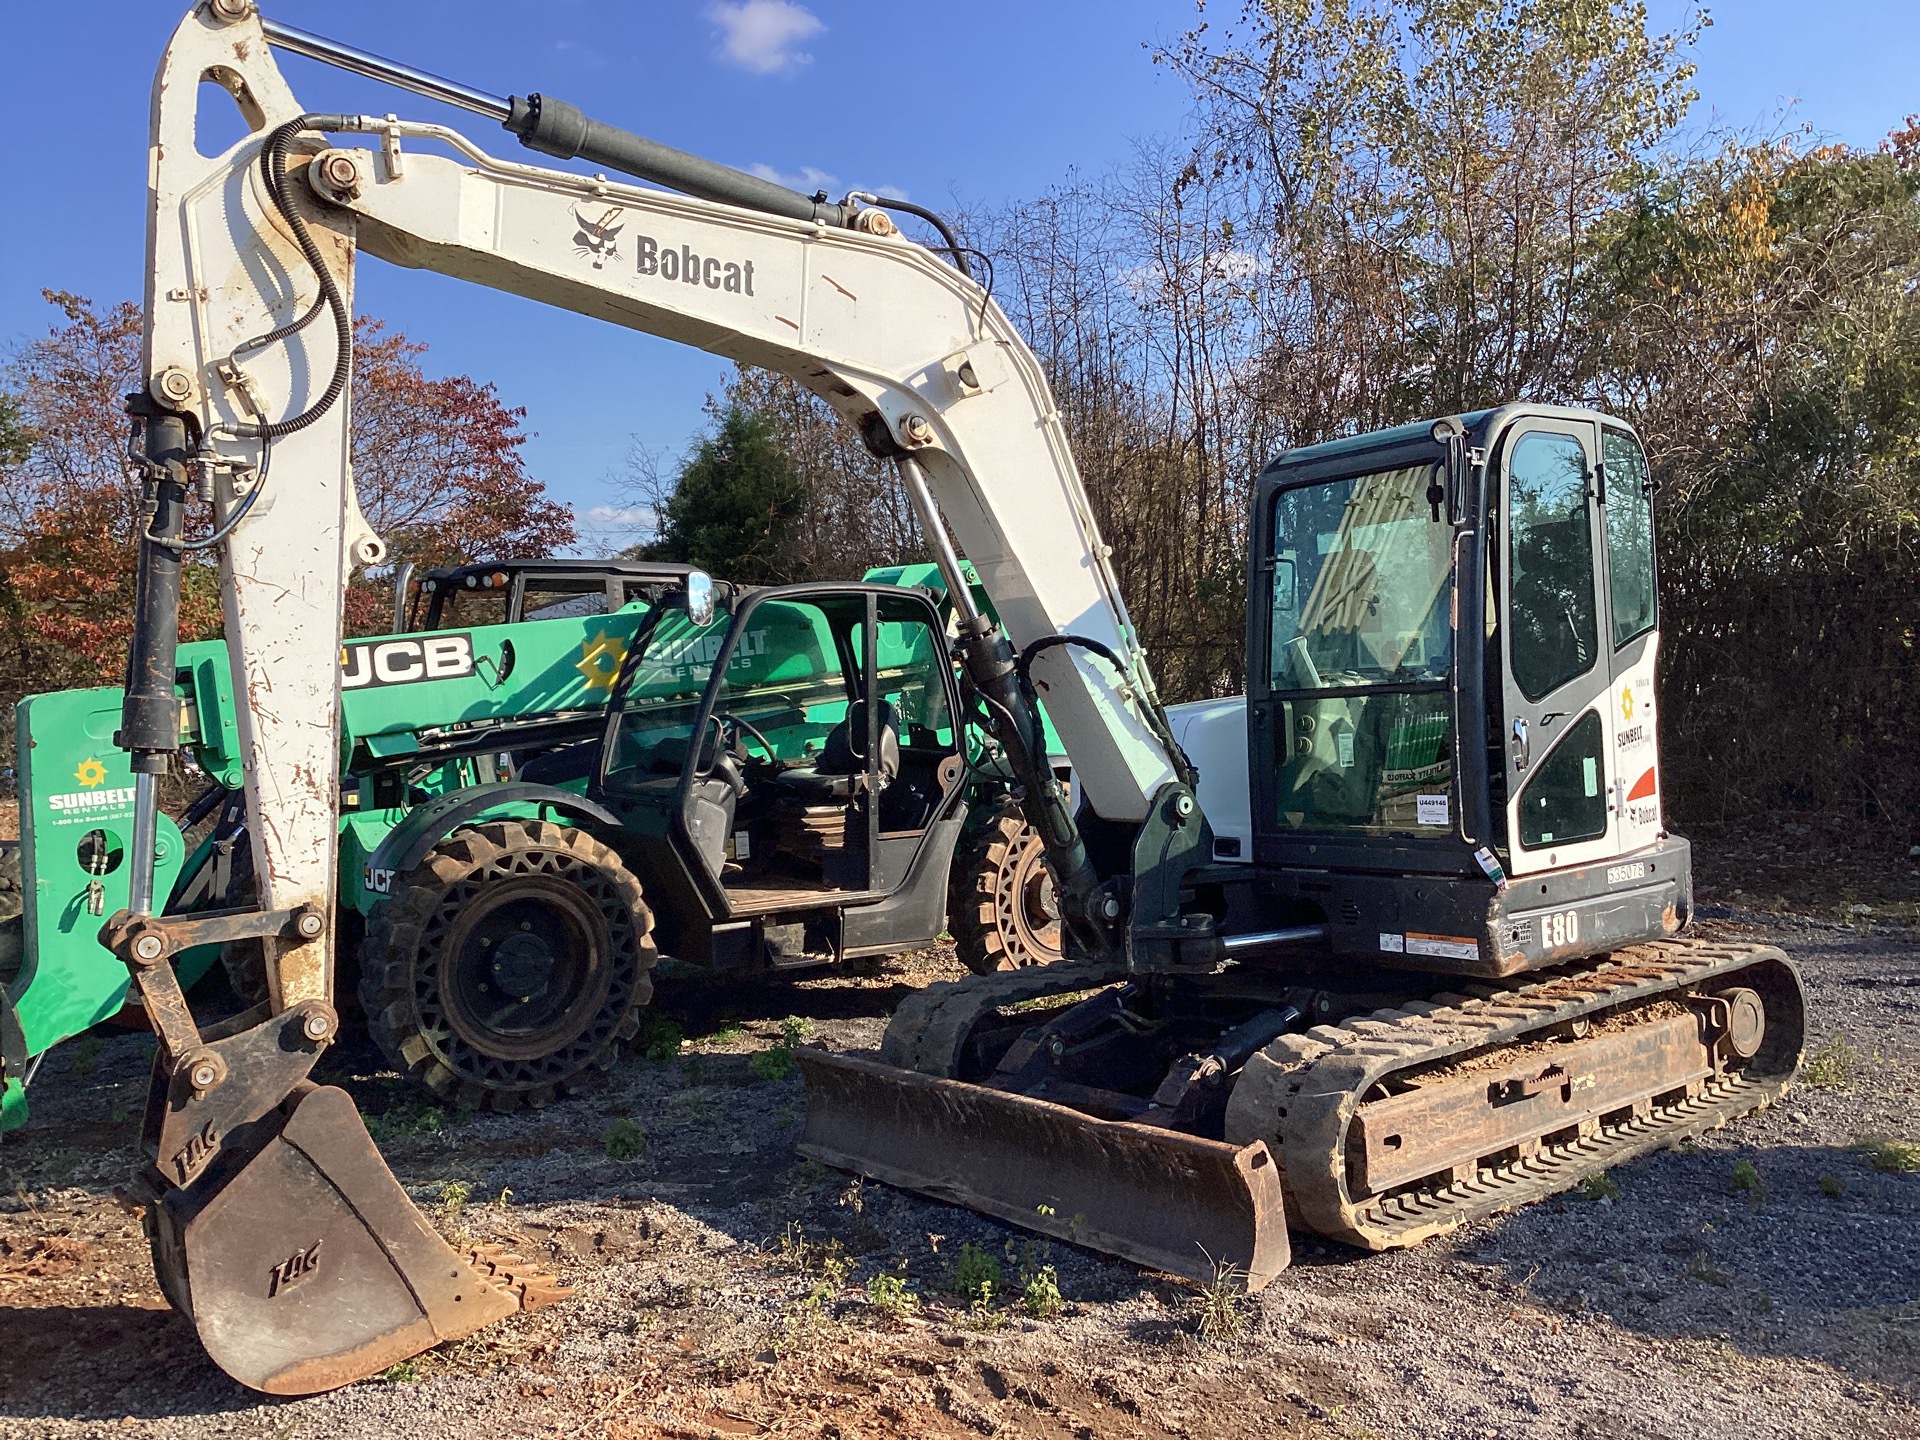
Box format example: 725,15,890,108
12,688,186,1064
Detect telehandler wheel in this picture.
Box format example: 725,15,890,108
358,821,656,1111
951,803,1063,974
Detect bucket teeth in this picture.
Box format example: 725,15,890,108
464,1242,573,1310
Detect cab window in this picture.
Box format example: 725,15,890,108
1601,429,1658,648
1507,431,1599,702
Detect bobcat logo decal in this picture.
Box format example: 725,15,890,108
573,205,626,268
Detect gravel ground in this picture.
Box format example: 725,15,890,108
1,908,1915,1439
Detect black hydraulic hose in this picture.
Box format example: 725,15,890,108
855,195,972,281
227,115,360,440
1015,635,1198,791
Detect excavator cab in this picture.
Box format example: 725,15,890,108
800,405,1803,1290
592,581,967,968
1236,404,1688,976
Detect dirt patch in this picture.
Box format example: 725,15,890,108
1,920,1917,1438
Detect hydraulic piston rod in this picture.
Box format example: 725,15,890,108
261,14,847,224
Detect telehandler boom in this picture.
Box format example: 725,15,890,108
107,2,1802,1394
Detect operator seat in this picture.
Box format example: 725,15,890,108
776,700,899,802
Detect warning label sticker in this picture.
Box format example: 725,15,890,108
1405,932,1480,962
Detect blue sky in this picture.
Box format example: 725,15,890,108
2,1,1916,551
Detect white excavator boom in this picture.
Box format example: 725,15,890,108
106,1,1200,1394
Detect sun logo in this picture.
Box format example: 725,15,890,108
74,757,108,788
1621,686,1635,721
576,630,629,693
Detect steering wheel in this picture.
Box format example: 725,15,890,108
716,712,780,766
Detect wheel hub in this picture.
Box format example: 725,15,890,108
437,879,612,1062
489,929,556,1000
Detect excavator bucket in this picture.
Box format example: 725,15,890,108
795,1049,1290,1289
145,1085,566,1395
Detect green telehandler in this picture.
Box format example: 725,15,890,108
0,557,1060,1129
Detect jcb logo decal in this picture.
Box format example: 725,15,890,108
341,633,476,691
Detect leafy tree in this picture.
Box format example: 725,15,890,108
0,292,575,759
351,319,575,588
0,394,27,468
1591,138,1920,825
638,400,807,582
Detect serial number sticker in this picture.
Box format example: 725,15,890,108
1415,793,1450,827
1606,861,1648,886
1378,933,1406,954
1405,932,1479,961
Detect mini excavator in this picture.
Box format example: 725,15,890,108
101,2,1803,1393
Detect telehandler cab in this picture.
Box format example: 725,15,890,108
91,3,1802,1393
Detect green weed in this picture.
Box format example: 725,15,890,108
748,1015,814,1083
1819,1173,1847,1198
1802,1035,1856,1089
779,1015,814,1048
1021,1264,1064,1319
1851,1136,1920,1173
1195,1256,1249,1342
362,1099,447,1143
435,1179,472,1219
951,1242,1003,1305
638,1014,684,1063
966,1282,1007,1331
604,1117,647,1162
67,1036,105,1077
1685,1251,1733,1287
749,1047,796,1083
1579,1170,1621,1202
866,1269,919,1322
378,1359,421,1383
1731,1160,1760,1192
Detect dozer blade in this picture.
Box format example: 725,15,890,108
796,1049,1290,1289
147,1085,567,1395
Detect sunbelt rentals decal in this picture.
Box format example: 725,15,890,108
45,755,135,825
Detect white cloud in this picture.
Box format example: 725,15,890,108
745,163,911,204
748,161,839,193
577,503,658,551
1119,249,1261,300
709,0,824,75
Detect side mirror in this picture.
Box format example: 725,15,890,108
686,570,715,627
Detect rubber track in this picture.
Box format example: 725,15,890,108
881,960,1125,1077
1224,937,1804,1251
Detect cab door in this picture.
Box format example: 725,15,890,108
1597,425,1664,854
1498,418,1621,876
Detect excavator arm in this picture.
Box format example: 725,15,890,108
111,1,1236,1393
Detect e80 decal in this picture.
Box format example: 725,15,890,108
1542,908,1581,949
